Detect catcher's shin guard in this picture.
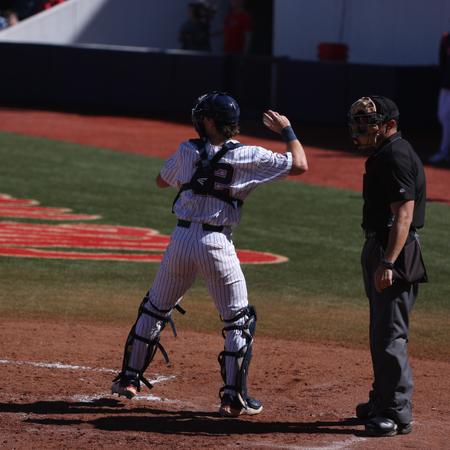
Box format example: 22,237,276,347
218,305,257,409
113,291,185,392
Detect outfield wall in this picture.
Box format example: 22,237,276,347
0,42,439,127
0,43,226,116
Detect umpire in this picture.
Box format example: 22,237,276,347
348,96,427,437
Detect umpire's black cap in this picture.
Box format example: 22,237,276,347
369,95,400,122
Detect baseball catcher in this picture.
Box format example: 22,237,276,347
112,91,308,416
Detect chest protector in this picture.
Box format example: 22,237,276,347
172,139,244,211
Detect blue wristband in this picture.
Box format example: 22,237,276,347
281,126,297,142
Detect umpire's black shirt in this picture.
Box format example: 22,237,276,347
362,132,426,232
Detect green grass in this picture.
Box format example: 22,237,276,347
0,131,449,358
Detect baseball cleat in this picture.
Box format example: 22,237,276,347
397,422,413,435
111,380,138,399
365,416,412,437
219,394,263,417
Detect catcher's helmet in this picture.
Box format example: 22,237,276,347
192,91,240,137
348,95,399,149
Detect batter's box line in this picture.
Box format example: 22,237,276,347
67,392,181,404
0,358,175,385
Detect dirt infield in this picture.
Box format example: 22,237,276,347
1,108,449,449
1,320,449,450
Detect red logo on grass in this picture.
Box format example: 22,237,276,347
0,194,288,264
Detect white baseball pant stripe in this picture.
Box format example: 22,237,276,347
127,222,248,391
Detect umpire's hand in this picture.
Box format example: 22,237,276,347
374,264,394,292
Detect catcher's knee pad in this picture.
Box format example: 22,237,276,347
218,305,257,408
113,291,185,391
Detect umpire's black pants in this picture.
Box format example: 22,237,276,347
361,236,418,425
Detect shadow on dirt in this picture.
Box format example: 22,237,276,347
0,398,368,437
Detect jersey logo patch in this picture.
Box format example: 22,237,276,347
0,193,288,265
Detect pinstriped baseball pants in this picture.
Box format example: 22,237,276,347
128,222,249,391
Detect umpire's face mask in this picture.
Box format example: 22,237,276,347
348,114,386,149
348,97,386,150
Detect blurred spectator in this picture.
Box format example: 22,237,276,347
179,1,214,51
429,29,450,164
0,0,67,22
0,8,18,28
223,0,252,54
4,8,18,24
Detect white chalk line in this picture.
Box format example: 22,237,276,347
0,358,116,373
70,392,181,404
0,358,173,380
0,358,179,403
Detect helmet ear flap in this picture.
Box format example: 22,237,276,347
192,111,207,138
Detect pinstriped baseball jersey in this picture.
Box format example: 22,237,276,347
160,139,293,226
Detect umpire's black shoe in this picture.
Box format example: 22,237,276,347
365,416,412,437
356,401,376,420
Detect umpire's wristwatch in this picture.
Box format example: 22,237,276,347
381,258,395,270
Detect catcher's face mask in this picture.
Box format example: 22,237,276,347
348,97,387,149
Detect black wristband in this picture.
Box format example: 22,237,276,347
281,126,297,142
381,258,395,270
